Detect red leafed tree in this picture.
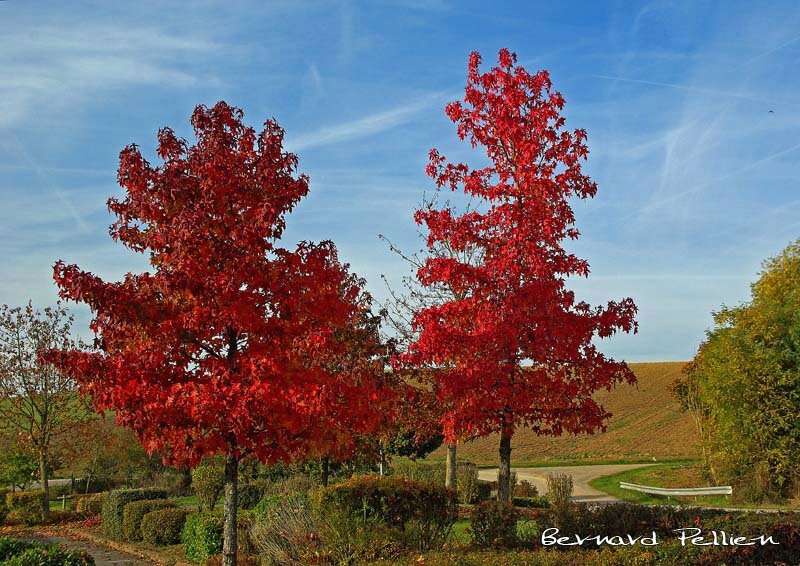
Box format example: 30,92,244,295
50,102,389,565
402,50,639,502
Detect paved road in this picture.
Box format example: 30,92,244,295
479,463,656,502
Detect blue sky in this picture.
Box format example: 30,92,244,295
1,1,799,362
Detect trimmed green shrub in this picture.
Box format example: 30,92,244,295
5,490,45,525
515,519,541,547
470,500,519,548
73,492,106,517
181,512,224,564
191,464,224,512
102,488,167,539
122,499,176,541
315,475,457,552
141,507,190,546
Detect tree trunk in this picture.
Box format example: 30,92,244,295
222,450,239,566
445,443,457,491
39,450,50,519
379,446,387,476
321,456,330,487
497,428,512,502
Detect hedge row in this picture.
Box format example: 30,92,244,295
5,490,45,526
102,488,167,540
122,499,176,541
141,508,190,546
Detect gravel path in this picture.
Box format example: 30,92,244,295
479,463,656,502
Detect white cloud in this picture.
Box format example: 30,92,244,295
287,91,447,151
0,25,218,127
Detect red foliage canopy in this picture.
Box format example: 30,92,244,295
50,102,390,467
402,50,638,442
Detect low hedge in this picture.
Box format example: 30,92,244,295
73,493,106,517
390,460,480,504
0,536,94,565
141,507,190,546
122,499,176,541
5,490,45,526
102,488,167,540
315,475,457,551
181,512,224,564
513,496,550,509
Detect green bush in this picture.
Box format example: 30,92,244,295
315,475,457,552
2,546,95,566
73,492,106,517
141,507,190,546
476,480,494,501
515,479,538,498
390,459,479,504
5,490,45,525
512,496,550,509
470,500,519,548
191,464,224,512
181,512,224,564
515,519,541,547
122,499,176,541
237,482,267,510
0,537,94,565
0,537,39,561
101,488,167,540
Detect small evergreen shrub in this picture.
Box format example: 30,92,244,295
122,499,176,541
470,500,519,548
102,488,167,539
5,490,45,525
74,493,106,517
515,519,541,547
315,475,457,552
181,512,224,564
191,464,224,512
141,507,190,546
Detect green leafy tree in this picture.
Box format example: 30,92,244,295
676,240,800,501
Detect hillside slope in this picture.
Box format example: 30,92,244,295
431,361,699,465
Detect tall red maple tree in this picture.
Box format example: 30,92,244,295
49,102,388,565
402,50,638,501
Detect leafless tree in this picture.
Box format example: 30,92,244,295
379,192,483,490
0,302,88,517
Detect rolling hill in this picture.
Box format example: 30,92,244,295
430,361,700,465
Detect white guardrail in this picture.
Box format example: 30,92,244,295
619,481,732,497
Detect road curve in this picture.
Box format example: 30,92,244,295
478,463,656,503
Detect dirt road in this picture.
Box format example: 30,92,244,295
479,464,656,502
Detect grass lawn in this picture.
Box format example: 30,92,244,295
589,461,797,509
449,518,470,545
